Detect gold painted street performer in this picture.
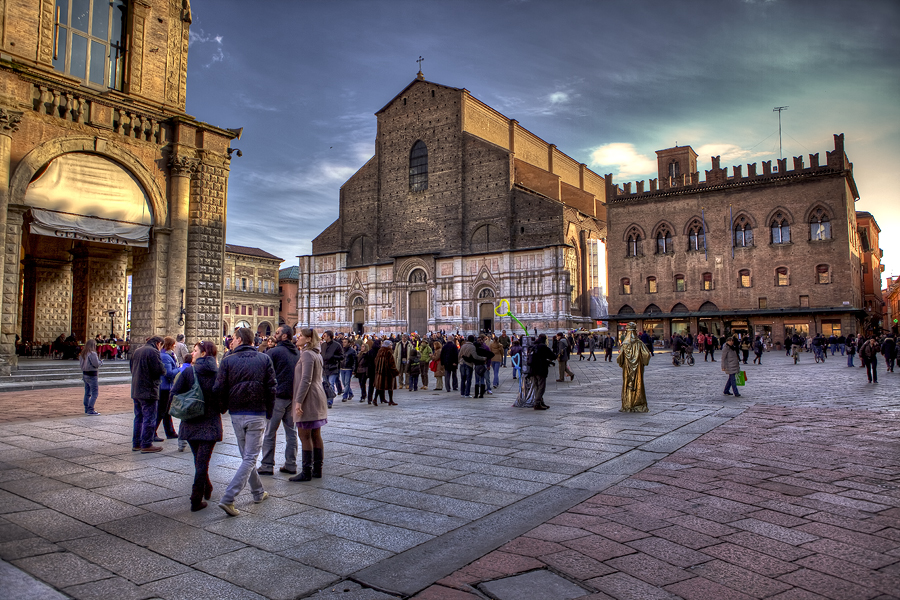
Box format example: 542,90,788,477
617,322,650,412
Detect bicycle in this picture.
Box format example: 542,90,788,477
672,348,695,366
813,345,824,363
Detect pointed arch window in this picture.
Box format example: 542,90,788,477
734,215,753,247
810,208,831,240
656,226,673,255
687,220,705,251
771,213,791,244
626,227,642,257
409,141,428,192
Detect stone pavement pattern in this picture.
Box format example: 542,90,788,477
0,350,897,599
414,404,900,600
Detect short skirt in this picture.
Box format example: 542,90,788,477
297,418,327,430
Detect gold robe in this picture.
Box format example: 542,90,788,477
617,332,651,412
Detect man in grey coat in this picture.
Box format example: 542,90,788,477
260,325,299,476
130,336,166,453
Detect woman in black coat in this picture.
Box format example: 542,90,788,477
171,341,222,511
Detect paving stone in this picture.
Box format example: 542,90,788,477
29,487,146,525
194,546,337,599
356,504,468,536
0,475,72,496
689,559,793,597
140,570,268,600
664,575,756,600
4,509,103,541
279,534,393,575
587,572,682,600
730,517,821,545
205,512,322,552
625,537,713,568
777,567,883,600
0,518,38,542
12,551,113,588
0,558,70,600
306,579,401,599
0,489,43,513
478,568,591,600
60,534,190,584
795,552,900,596
719,531,815,562
283,487,386,515
0,536,62,561
280,507,434,552
364,486,497,519
605,553,694,586
800,538,898,570
62,576,149,600
562,534,637,561
523,523,593,543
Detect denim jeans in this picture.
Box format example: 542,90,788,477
222,414,267,504
82,375,98,412
327,372,341,395
865,359,878,383
724,373,740,395
459,363,473,396
156,389,177,437
340,369,354,398
491,361,501,387
260,397,297,471
132,398,157,448
848,353,854,366
501,347,507,367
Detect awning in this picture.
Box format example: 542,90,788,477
29,208,149,247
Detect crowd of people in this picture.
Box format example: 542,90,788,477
112,322,897,515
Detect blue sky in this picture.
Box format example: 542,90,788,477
186,0,900,286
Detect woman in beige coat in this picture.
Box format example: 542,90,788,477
290,328,329,482
432,341,445,390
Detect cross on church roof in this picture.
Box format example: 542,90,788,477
416,56,424,79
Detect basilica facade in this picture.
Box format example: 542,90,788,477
297,73,607,336
0,0,237,372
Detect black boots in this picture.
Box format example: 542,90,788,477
473,384,485,398
534,399,549,410
312,448,323,478
289,450,313,482
190,482,207,511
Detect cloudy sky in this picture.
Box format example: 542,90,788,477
185,0,900,286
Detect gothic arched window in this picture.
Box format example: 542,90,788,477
626,227,642,257
810,208,831,240
656,226,673,254
409,269,427,284
687,220,705,251
734,215,753,247
771,213,791,244
409,141,428,192
478,288,495,299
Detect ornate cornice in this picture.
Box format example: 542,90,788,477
168,155,199,176
0,108,23,134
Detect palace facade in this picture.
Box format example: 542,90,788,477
222,245,282,338
1,0,238,372
605,135,878,345
297,72,607,336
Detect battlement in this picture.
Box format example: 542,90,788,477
606,134,854,203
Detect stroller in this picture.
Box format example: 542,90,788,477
672,344,695,366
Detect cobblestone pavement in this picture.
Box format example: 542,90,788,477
0,349,897,599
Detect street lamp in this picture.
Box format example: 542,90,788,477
108,310,117,339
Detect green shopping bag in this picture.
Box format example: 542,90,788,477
736,371,746,386
169,366,205,420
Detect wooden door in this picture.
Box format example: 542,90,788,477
408,291,427,334
353,309,364,334
479,303,494,333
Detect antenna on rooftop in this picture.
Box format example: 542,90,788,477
773,106,788,159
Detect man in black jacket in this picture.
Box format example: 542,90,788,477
440,338,459,392
259,325,299,476
130,336,166,453
320,330,343,403
529,334,556,410
214,327,277,516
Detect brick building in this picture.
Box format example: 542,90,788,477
606,134,869,346
0,0,238,372
222,245,282,338
297,71,607,335
278,265,299,329
856,211,885,333
884,276,900,336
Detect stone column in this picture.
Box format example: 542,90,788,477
0,207,26,374
166,155,196,336
0,109,23,368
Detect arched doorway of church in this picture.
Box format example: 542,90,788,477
257,321,272,337
407,268,428,335
18,152,154,348
477,288,495,333
352,295,365,335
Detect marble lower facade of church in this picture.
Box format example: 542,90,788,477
297,247,595,337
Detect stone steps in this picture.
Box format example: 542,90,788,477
0,359,133,392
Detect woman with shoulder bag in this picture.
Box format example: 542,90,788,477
171,341,222,511
290,328,329,482
79,340,102,415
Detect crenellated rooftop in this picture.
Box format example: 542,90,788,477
606,134,858,203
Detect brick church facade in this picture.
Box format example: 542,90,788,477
298,72,607,335
605,134,873,346
0,0,238,372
